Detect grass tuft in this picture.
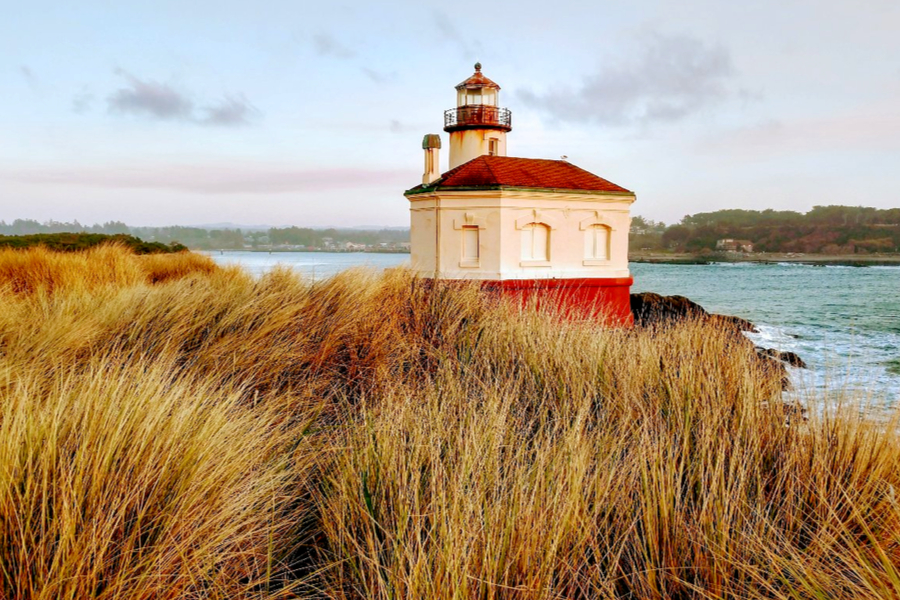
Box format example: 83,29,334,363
0,245,898,599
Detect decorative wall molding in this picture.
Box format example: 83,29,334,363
515,209,559,230
579,211,616,231
453,211,487,230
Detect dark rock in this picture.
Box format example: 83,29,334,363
630,292,757,335
630,292,708,326
710,314,759,333
787,352,807,368
779,351,807,369
757,348,807,369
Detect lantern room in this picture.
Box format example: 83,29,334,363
454,62,500,107
444,63,512,169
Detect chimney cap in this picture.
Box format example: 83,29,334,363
422,133,442,149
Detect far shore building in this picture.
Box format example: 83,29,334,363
716,239,754,253
404,63,636,324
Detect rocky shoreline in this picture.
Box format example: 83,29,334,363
630,292,807,391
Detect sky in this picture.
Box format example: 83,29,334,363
2,0,899,227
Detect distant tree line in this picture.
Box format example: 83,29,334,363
5,205,898,255
0,220,411,251
631,206,900,254
0,233,187,254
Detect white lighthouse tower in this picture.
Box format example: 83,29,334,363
444,62,512,169
405,64,637,324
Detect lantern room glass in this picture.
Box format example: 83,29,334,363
457,88,498,107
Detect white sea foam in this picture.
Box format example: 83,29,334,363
746,323,801,350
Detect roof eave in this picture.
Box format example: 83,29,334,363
405,184,635,197
454,82,501,91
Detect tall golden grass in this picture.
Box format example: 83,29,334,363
0,245,898,599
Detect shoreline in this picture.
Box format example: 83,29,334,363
202,249,410,255
629,251,900,267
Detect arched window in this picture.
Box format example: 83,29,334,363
520,223,550,261
584,225,610,261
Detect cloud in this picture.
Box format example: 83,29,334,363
198,94,258,126
518,33,735,127
389,119,418,133
1,163,411,195
105,70,258,126
108,69,194,120
313,32,355,58
361,67,396,84
432,11,483,57
20,66,39,90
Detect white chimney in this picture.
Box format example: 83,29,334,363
422,134,441,184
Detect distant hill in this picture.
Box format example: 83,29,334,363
632,206,900,254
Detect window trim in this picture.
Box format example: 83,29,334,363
583,223,611,264
579,212,615,266
460,225,480,268
519,221,551,263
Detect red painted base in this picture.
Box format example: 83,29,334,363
481,277,634,326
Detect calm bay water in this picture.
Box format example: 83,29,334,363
208,252,899,405
207,251,408,278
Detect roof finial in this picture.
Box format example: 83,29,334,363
474,62,482,72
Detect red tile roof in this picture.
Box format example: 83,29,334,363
407,156,632,194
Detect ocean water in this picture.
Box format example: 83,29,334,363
208,252,899,406
630,262,899,407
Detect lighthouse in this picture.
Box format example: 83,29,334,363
405,64,636,324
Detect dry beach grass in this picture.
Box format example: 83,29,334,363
0,245,899,599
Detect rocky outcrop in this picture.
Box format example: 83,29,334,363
710,314,757,333
756,348,808,369
630,292,807,390
630,292,708,325
630,292,758,334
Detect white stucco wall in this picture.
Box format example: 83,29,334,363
407,189,635,281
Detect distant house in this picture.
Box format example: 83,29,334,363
716,239,754,253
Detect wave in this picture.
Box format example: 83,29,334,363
746,323,802,348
